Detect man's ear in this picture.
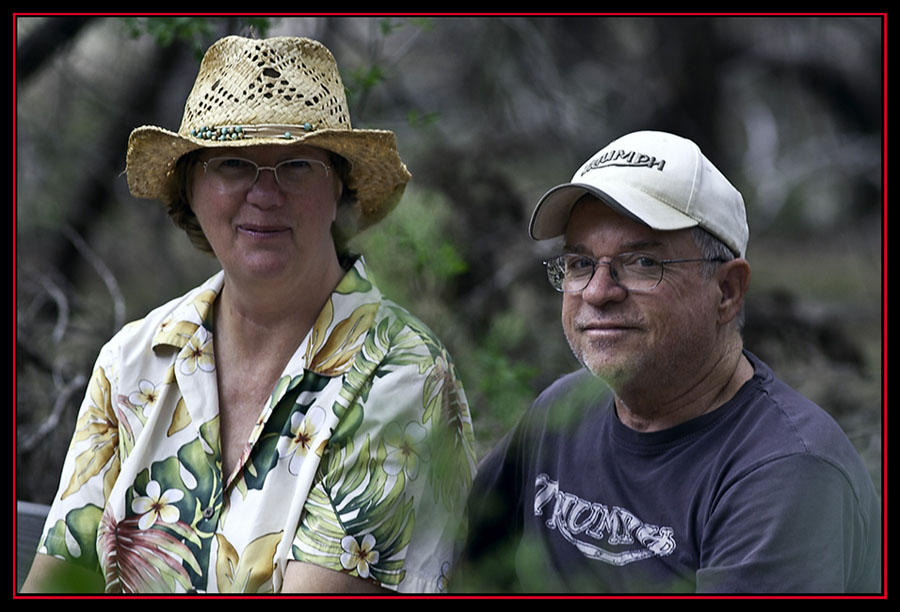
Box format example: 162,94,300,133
717,258,751,325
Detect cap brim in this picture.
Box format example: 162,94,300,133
528,182,699,240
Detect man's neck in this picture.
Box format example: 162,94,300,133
613,348,754,433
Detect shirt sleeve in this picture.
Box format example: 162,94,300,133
696,453,880,593
290,317,476,593
37,344,121,573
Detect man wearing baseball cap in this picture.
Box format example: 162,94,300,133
455,131,881,593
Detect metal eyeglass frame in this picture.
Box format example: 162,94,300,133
201,157,331,193
544,252,728,293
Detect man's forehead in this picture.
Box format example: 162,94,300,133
564,197,693,252
563,238,666,254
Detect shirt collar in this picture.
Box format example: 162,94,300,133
151,257,382,378
151,274,221,351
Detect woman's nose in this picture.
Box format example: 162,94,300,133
245,167,283,207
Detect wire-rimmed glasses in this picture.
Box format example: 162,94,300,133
201,157,331,193
544,252,727,293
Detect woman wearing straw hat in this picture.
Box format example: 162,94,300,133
24,36,476,594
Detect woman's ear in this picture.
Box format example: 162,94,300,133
178,152,198,209
717,258,751,325
333,181,343,221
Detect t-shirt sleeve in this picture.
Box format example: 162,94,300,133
289,331,476,593
451,430,525,592
696,453,880,593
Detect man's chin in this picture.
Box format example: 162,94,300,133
569,345,633,386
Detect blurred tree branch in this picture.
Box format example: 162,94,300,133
16,17,94,84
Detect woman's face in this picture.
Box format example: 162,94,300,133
188,144,342,284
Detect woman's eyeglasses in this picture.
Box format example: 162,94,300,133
201,157,331,194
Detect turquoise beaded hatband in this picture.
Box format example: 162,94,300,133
189,123,315,142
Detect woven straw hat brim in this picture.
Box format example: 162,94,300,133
126,124,412,233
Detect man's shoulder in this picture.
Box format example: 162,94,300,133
526,368,612,433
743,351,863,455
726,352,878,501
476,368,611,482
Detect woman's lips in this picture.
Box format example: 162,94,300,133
237,224,290,237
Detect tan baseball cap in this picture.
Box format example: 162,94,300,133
529,130,748,257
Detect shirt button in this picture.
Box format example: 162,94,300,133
203,507,215,519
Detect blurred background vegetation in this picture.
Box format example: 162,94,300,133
15,16,883,510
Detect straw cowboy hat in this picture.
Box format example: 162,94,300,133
126,35,412,237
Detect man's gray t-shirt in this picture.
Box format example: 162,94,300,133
456,352,882,594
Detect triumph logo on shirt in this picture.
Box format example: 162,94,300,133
534,473,676,566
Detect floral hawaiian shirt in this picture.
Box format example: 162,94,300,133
37,257,477,594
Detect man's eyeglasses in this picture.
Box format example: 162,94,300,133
544,252,727,293
201,157,331,194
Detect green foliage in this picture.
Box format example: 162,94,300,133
407,109,441,129
472,314,538,409
354,190,537,453
343,17,438,122
345,64,388,111
465,314,539,447
121,17,273,57
121,17,212,45
379,18,406,37
353,189,468,305
380,16,435,35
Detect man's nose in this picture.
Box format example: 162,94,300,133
579,261,628,305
